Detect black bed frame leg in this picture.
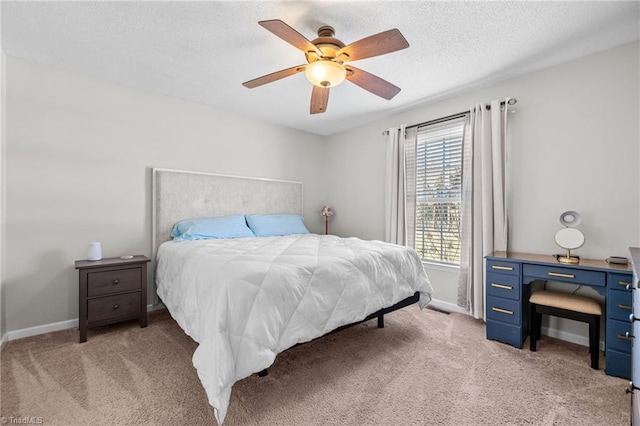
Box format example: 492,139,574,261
377,314,384,328
258,369,268,377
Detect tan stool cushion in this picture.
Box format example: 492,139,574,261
529,290,602,316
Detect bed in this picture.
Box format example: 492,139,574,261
152,168,433,424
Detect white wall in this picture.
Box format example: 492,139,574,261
4,56,327,332
4,41,639,342
325,42,639,337
1,49,6,341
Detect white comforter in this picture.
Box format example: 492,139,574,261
156,233,433,423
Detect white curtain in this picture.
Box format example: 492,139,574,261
457,99,511,319
384,125,417,246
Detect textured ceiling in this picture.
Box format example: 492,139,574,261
2,1,639,136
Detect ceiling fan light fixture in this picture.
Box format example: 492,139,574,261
305,60,346,88
244,20,410,113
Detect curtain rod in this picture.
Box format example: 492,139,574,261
382,98,517,136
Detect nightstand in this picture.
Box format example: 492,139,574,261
75,255,150,343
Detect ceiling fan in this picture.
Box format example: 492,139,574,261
242,20,409,114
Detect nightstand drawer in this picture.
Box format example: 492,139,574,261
88,292,141,323
486,259,520,276
87,267,142,297
486,273,520,300
607,289,633,322
609,272,633,291
522,264,605,287
486,296,520,325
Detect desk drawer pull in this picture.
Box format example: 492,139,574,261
626,382,638,394
491,265,513,271
491,283,513,290
618,304,632,311
547,272,575,279
618,332,634,341
619,281,632,287
492,307,514,315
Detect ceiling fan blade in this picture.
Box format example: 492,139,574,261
242,65,306,88
259,20,322,56
345,66,401,100
336,29,409,62
310,86,330,114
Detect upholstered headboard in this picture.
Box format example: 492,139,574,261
152,168,303,260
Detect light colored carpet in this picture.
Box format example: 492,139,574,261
1,306,630,425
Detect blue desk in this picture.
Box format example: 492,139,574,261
485,251,633,379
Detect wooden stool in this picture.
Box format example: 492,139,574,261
529,290,602,370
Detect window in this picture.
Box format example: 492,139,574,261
414,116,466,265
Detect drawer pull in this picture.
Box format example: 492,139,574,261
491,265,513,271
626,382,640,394
618,304,632,311
547,272,575,279
113,279,120,285
492,307,514,315
619,281,632,287
618,332,634,341
491,283,513,290
113,304,119,310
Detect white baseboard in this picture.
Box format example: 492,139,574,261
148,302,166,312
541,325,605,351
428,298,470,315
7,318,78,341
1,331,8,347
5,303,166,342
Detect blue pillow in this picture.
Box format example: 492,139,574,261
245,214,310,237
171,215,255,241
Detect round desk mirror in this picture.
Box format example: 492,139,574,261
554,228,585,264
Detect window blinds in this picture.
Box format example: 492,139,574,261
414,116,466,264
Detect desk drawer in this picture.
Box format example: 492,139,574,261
486,320,524,348
486,296,520,325
605,349,631,380
608,272,633,291
486,259,520,276
606,318,632,353
607,289,633,322
486,273,520,300
522,264,605,287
